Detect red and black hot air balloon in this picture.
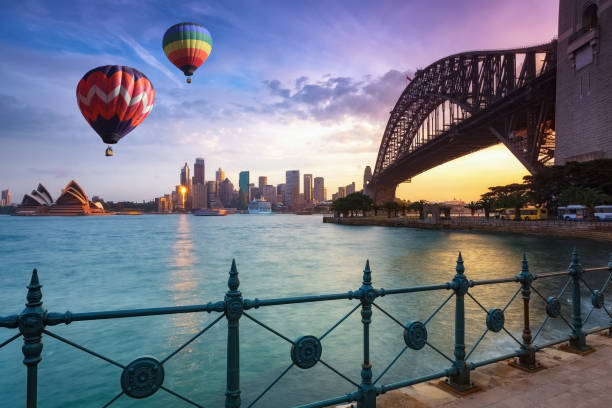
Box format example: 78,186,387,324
76,65,155,156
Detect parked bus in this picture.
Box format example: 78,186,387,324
498,206,547,220
557,205,587,221
594,205,612,221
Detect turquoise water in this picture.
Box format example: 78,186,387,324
0,214,610,407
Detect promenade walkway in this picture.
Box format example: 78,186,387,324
369,332,612,408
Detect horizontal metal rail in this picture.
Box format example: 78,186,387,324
1,250,611,408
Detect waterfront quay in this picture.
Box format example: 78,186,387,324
323,216,612,242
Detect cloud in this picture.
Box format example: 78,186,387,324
114,31,184,88
261,69,410,122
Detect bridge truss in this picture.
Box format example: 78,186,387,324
370,41,557,198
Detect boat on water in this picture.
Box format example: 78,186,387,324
248,199,272,214
193,208,228,216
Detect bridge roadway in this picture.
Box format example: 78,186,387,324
339,330,612,408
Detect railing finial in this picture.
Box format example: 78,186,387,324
455,252,464,275
568,247,582,277
228,259,240,292
362,260,372,286
26,269,42,308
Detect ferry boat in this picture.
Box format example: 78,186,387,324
248,199,272,214
193,208,228,216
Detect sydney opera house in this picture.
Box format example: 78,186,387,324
15,180,105,216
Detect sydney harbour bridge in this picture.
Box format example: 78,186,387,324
365,41,557,203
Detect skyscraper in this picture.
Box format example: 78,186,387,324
180,163,190,187
258,176,268,196
207,181,218,208
277,183,286,204
285,170,300,209
216,168,225,183
313,177,325,202
239,171,249,209
192,183,207,209
194,158,205,185
219,178,234,207
346,182,356,195
1,189,10,206
263,185,277,204
303,174,313,203
363,166,373,191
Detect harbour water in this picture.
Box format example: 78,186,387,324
0,214,610,407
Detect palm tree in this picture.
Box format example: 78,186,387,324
478,193,496,219
408,200,428,220
465,201,481,217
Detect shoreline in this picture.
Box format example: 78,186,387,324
323,216,612,242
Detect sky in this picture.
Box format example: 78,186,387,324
0,0,559,203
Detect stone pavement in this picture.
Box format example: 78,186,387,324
340,331,612,408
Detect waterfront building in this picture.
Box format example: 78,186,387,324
192,182,208,210
180,163,190,187
16,183,53,214
239,171,249,209
304,174,313,203
155,197,168,212
193,158,205,185
556,0,612,164
164,194,174,212
346,182,356,195
277,183,286,204
323,187,327,201
1,189,11,206
338,186,347,199
258,176,268,195
206,181,218,208
313,177,325,202
285,170,300,209
215,168,225,183
15,180,104,216
263,185,277,204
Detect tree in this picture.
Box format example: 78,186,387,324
408,200,428,220
382,201,399,218
331,192,374,217
487,184,528,221
465,201,481,216
478,193,496,219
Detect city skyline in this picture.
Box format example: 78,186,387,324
0,1,557,202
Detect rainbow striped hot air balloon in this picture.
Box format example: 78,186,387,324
163,22,213,83
76,65,155,156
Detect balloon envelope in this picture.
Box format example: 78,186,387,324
163,22,212,77
76,65,155,144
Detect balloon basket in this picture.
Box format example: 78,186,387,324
186,78,192,84
105,146,114,157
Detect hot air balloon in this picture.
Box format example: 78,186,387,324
76,65,155,156
163,22,212,83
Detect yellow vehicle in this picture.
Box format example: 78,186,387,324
499,207,547,220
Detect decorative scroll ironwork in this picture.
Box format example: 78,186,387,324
1,250,611,408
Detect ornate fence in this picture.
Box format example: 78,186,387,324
1,249,611,408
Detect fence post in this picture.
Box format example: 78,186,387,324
446,253,476,392
357,260,377,408
515,254,538,369
567,249,591,352
225,260,243,408
18,269,45,408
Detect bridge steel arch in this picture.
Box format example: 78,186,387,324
367,41,557,203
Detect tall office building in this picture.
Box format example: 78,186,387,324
1,189,10,206
249,184,258,201
277,184,286,204
180,163,190,187
303,174,313,203
239,171,249,209
258,176,268,196
192,183,207,209
207,181,218,207
193,158,205,185
219,178,234,207
346,182,356,195
313,177,325,202
263,185,277,204
285,170,300,209
216,168,225,183
338,186,347,198
363,166,372,191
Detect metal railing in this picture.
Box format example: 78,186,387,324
1,249,612,408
